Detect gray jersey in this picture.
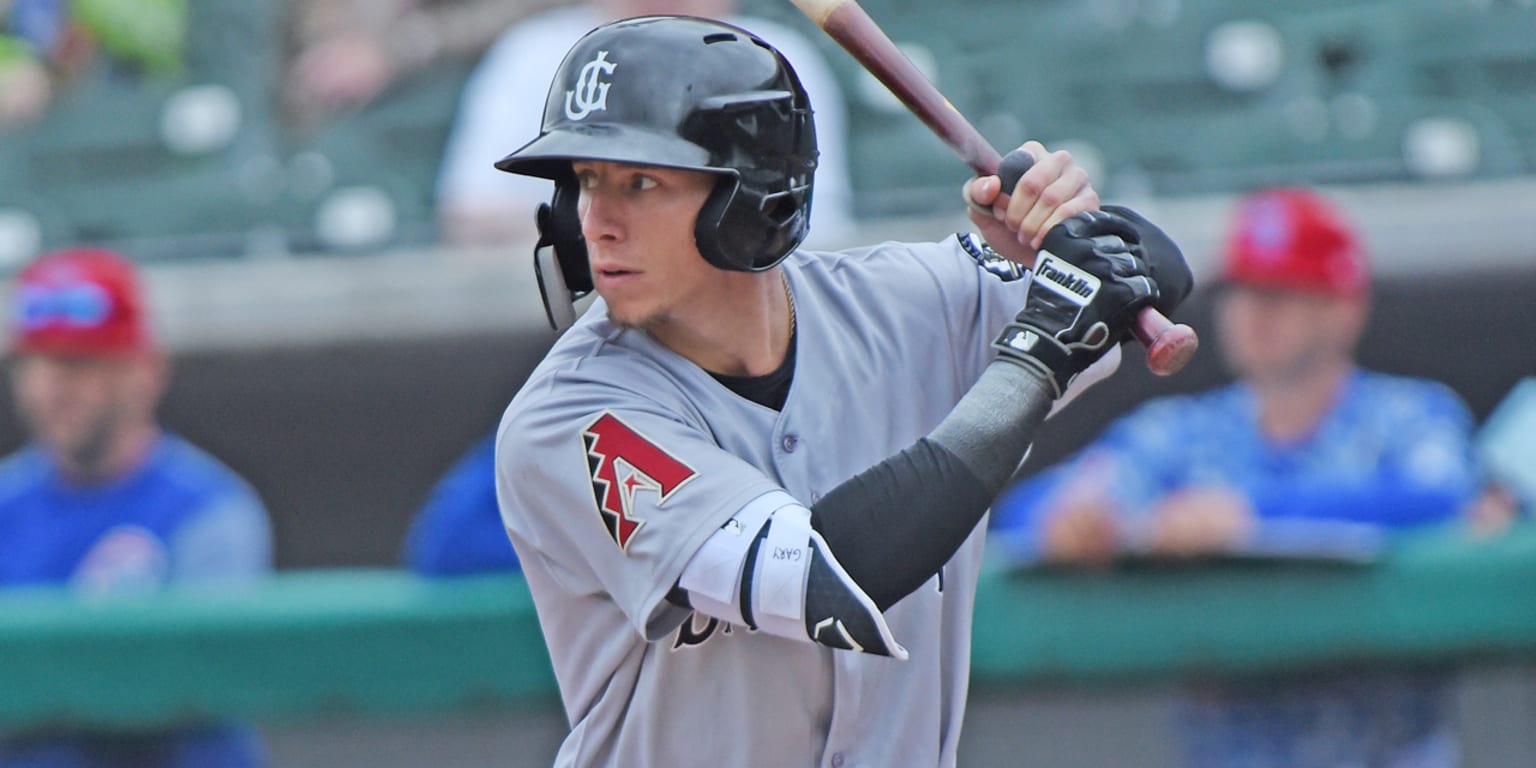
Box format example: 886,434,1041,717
498,236,1085,767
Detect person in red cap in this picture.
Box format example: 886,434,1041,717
990,187,1481,766
1,248,272,767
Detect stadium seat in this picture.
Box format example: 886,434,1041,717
741,0,1536,206
1404,2,1536,161
0,0,285,263
279,61,478,254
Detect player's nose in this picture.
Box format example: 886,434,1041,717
578,190,625,243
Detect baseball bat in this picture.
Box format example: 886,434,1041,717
789,0,1198,376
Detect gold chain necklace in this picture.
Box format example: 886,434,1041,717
781,271,797,337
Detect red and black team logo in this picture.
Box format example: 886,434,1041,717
582,411,697,552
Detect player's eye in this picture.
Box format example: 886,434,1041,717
630,174,658,192
575,170,598,190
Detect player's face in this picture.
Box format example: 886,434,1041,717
1216,285,1366,386
9,352,165,472
573,160,723,329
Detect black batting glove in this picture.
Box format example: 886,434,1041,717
1102,204,1192,316
993,210,1159,398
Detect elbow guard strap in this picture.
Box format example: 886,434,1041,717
677,490,907,659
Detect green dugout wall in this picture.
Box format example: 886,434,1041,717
3,523,1534,731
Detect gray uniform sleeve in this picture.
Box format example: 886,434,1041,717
498,374,782,642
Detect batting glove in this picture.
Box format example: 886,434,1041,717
993,210,1159,398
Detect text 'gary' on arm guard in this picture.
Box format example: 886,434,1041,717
670,209,1170,657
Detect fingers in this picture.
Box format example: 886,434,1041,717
960,141,1104,266
962,175,1001,214
964,141,1101,252
964,178,1037,267
1007,148,1098,250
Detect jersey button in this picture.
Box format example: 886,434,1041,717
830,752,845,768
781,434,799,453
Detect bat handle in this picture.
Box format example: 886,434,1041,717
996,150,1197,376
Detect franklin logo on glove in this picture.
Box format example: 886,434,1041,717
1033,254,1100,304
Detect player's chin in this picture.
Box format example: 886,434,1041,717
603,299,660,331
605,307,639,330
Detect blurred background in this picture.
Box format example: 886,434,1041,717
2,0,1534,765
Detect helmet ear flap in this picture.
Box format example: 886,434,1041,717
694,167,812,273
532,175,591,331
694,175,741,272
540,175,591,295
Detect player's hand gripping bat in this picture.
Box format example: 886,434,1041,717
789,0,1198,376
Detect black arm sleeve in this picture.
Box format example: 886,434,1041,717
810,438,993,610
810,360,1053,610
666,438,997,614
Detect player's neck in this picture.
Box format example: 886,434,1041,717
648,269,794,377
1252,361,1353,445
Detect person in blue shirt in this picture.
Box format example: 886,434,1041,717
403,431,520,576
0,247,272,768
1465,378,1534,535
992,188,1479,767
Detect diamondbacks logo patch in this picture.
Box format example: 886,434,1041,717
582,411,697,552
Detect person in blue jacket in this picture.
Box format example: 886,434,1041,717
403,431,520,576
0,247,272,768
992,188,1479,768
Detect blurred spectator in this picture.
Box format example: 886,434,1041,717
0,37,52,128
992,187,1479,767
284,0,571,125
1,0,77,129
402,431,520,576
1,0,185,129
0,248,271,768
434,0,855,249
1467,376,1536,535
1465,482,1521,537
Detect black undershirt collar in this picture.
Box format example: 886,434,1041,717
708,328,797,411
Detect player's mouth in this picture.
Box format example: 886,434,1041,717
593,265,641,288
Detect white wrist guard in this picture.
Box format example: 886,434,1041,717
678,490,907,659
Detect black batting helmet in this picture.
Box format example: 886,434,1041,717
495,15,819,288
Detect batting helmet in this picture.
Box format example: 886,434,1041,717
495,15,819,292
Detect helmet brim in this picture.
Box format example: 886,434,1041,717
494,124,723,180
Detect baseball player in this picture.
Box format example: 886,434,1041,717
493,16,1191,767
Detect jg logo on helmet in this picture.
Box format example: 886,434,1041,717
566,51,618,121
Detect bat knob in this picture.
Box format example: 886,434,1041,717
1142,321,1199,376
996,149,1035,192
